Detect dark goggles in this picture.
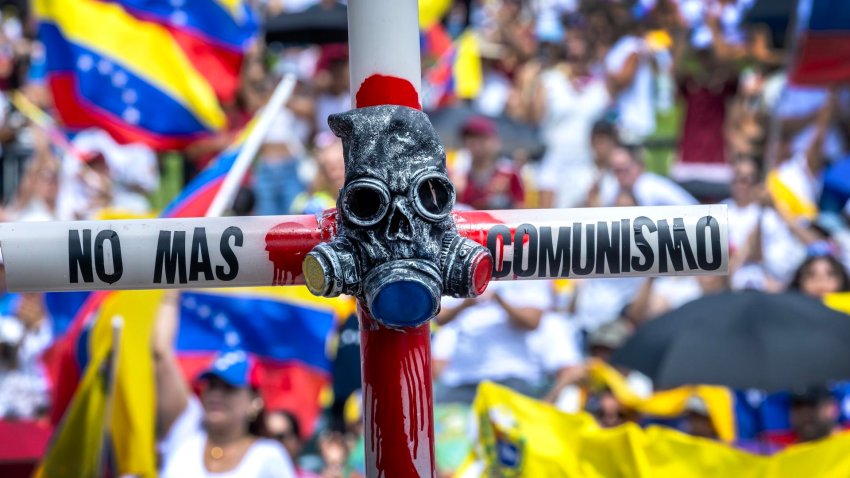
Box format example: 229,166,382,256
340,171,455,227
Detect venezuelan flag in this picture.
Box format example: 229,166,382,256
161,118,255,218
789,0,850,85
104,0,258,102
34,0,227,151
38,291,160,478
176,287,344,437
423,29,482,109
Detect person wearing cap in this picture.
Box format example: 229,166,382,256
456,115,525,210
155,292,295,478
788,386,841,444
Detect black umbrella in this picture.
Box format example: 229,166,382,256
264,5,348,45
427,105,545,158
610,290,850,392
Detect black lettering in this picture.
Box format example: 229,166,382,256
595,221,620,274
696,216,722,271
189,227,214,281
94,230,123,284
539,226,571,277
513,224,538,277
68,229,93,283
154,231,187,284
572,223,595,276
216,227,243,281
658,218,697,273
621,219,631,273
487,226,512,279
632,217,655,272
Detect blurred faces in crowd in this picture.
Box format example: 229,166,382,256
789,255,850,300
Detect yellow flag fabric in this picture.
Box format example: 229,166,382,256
586,359,736,443
463,382,850,478
98,290,160,477
454,30,483,100
36,330,112,478
419,0,452,29
37,290,160,478
825,292,850,315
766,169,818,221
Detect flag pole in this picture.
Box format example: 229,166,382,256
205,73,298,218
99,315,124,478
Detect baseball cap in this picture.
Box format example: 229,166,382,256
588,320,632,350
460,115,498,138
198,350,261,389
790,386,833,406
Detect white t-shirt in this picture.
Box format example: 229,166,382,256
773,83,849,160
569,277,642,332
605,36,655,143
722,198,806,286
600,172,698,207
160,397,295,478
433,281,554,387
536,70,610,207
263,106,311,150
527,312,582,374
473,70,512,117
773,153,823,210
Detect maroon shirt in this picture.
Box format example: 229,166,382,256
678,77,738,166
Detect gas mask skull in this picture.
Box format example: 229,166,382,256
302,105,492,328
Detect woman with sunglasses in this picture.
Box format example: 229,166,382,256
155,292,295,478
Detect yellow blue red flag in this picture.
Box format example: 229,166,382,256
34,0,228,151
103,0,258,102
460,381,850,477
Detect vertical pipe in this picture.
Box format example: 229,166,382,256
359,306,435,477
347,1,436,476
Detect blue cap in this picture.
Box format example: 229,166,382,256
198,350,259,389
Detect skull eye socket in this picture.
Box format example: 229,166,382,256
343,179,390,226
413,174,454,221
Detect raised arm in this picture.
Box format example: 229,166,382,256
153,290,190,439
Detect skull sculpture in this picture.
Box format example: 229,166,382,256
302,105,492,327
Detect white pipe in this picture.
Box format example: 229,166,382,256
348,0,422,108
205,73,298,217
0,205,729,292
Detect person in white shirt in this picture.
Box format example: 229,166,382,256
155,293,295,478
605,29,656,144
532,25,612,208
600,145,698,207
432,281,556,404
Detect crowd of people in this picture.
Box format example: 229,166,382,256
0,0,849,476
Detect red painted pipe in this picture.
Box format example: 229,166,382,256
358,305,436,477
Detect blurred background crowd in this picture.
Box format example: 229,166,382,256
0,0,850,477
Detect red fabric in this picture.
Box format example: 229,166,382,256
166,26,244,103
48,75,208,151
677,77,737,166
790,35,850,85
0,420,52,461
461,162,525,210
42,291,111,425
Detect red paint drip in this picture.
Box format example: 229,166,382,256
355,74,422,110
264,218,323,285
360,306,435,477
